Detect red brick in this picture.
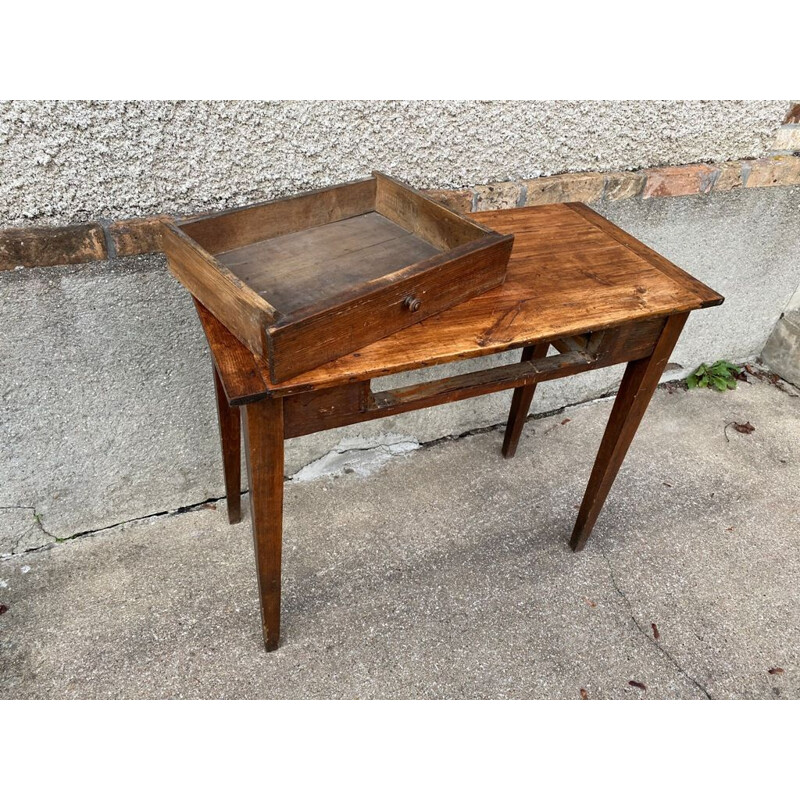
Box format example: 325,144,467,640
711,162,743,192
744,156,800,188
642,164,717,198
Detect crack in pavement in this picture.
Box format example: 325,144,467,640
0,505,57,553
2,388,621,558
0,505,54,537
601,550,713,699
0,495,228,560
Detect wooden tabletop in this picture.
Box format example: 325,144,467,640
197,202,723,403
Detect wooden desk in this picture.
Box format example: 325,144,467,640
195,203,723,650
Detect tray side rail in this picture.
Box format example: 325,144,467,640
163,222,277,355
374,171,495,251
179,177,377,255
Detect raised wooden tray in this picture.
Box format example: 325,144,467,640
162,172,513,382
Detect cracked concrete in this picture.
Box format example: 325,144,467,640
1,378,797,699
601,552,712,699
0,506,55,555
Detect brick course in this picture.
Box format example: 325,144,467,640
642,164,717,199
474,182,523,211
524,173,605,206
422,189,473,215
603,172,647,202
712,162,743,192
4,155,800,267
108,217,170,257
745,155,800,188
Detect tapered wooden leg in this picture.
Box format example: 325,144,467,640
243,395,285,651
570,313,688,552
213,366,242,524
502,342,550,458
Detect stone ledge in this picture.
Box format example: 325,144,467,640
0,223,107,270
108,216,171,258
744,155,800,188
712,162,744,192
642,164,718,198
768,102,800,154
473,182,522,211
422,189,473,215
771,126,800,153
3,156,800,268
603,171,647,202
524,172,605,206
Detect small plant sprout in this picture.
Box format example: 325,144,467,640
686,360,743,391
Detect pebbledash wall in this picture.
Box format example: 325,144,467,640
1,100,799,555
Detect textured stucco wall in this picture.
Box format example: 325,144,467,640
0,100,788,226
2,185,799,554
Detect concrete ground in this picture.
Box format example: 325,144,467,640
1,377,798,699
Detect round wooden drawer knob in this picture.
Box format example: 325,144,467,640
404,295,422,313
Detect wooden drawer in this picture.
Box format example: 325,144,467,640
162,172,513,383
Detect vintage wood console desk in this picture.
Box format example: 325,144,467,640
194,203,723,650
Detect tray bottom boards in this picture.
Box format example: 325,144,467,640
216,212,441,317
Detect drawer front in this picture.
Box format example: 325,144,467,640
267,236,513,384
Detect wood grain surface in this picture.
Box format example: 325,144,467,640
180,177,377,256
198,204,722,400
217,212,440,315
243,395,285,651
163,222,276,355
176,175,511,381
